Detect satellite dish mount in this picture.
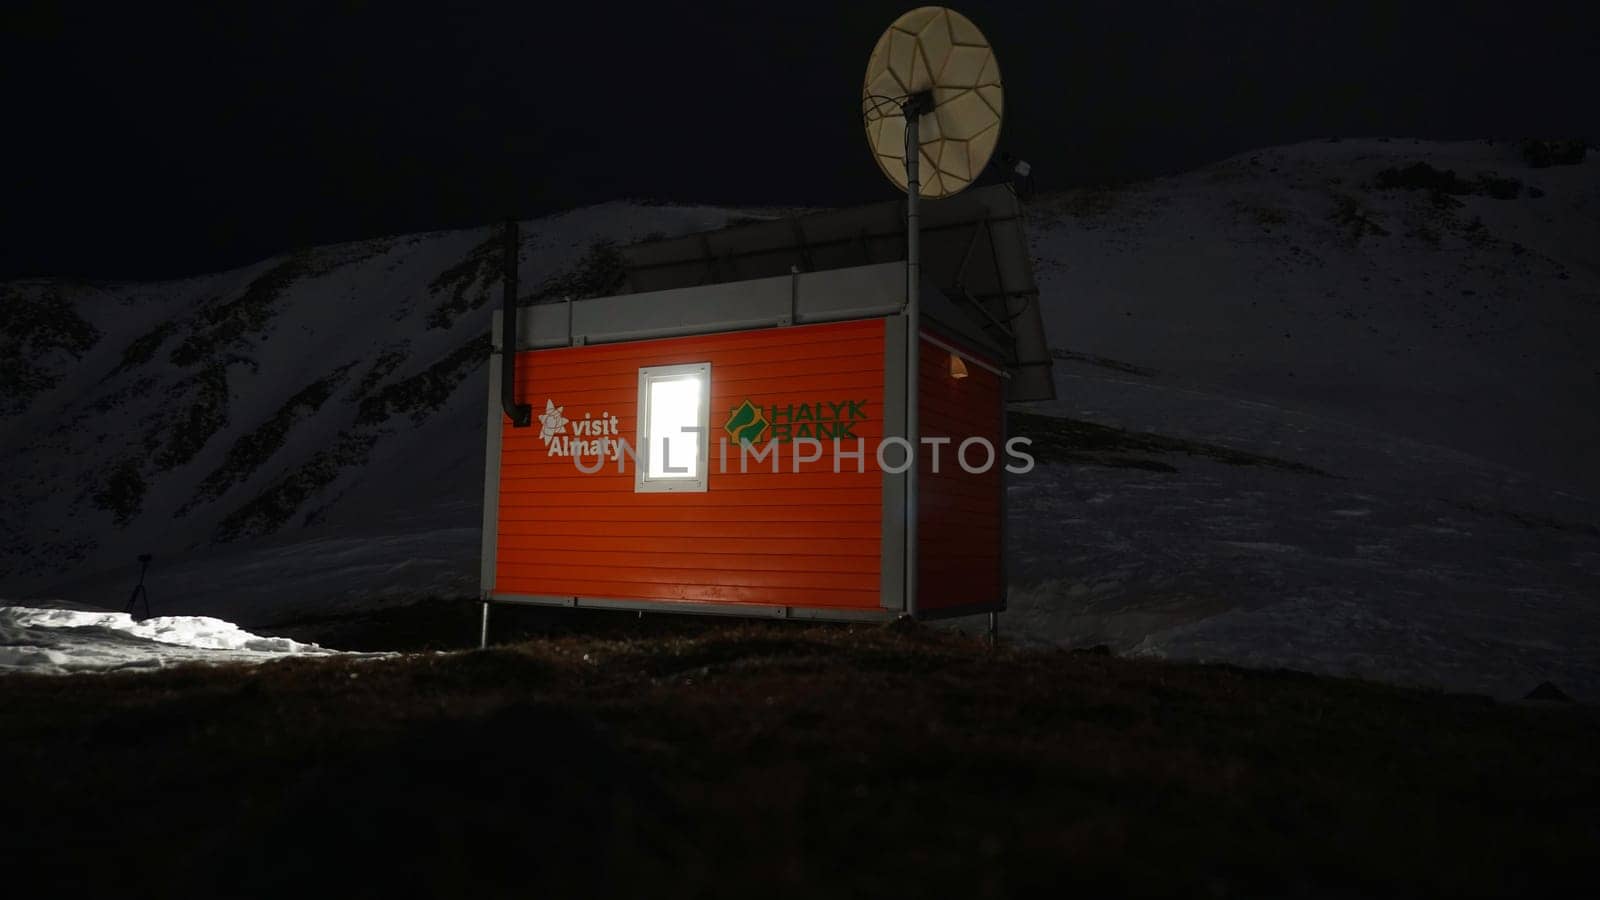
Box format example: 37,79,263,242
862,6,1005,618
901,86,935,363
901,90,935,511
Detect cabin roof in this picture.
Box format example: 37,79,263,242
619,184,1053,401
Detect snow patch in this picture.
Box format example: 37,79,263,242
0,605,344,675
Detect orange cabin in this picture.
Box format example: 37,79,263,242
480,187,1051,624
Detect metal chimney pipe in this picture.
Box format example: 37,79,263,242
501,219,532,428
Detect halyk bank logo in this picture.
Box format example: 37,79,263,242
723,400,766,444
537,399,626,462
723,398,868,444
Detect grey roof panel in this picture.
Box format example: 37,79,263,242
501,263,907,351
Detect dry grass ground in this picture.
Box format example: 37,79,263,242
3,606,1597,898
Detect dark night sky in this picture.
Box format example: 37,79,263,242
3,1,1594,280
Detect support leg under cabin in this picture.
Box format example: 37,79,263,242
479,600,491,649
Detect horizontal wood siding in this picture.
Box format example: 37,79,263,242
917,334,1004,611
495,318,885,610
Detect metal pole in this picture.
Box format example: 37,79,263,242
903,94,930,619
126,553,153,620
479,600,491,649
987,611,998,646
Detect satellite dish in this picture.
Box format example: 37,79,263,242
862,6,1003,199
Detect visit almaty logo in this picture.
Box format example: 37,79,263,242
723,399,869,444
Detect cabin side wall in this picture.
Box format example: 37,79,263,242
491,318,887,612
916,332,1005,613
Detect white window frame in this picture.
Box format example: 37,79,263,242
634,362,711,493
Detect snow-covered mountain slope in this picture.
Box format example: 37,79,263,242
1003,138,1600,699
3,139,1596,698
1029,138,1600,496
1,202,742,615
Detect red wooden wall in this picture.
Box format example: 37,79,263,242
494,318,886,611
916,334,1005,611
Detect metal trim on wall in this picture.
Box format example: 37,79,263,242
481,312,507,595
489,593,898,624
880,315,908,612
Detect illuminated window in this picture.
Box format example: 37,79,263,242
635,363,711,493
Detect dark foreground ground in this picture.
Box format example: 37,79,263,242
4,602,1598,898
